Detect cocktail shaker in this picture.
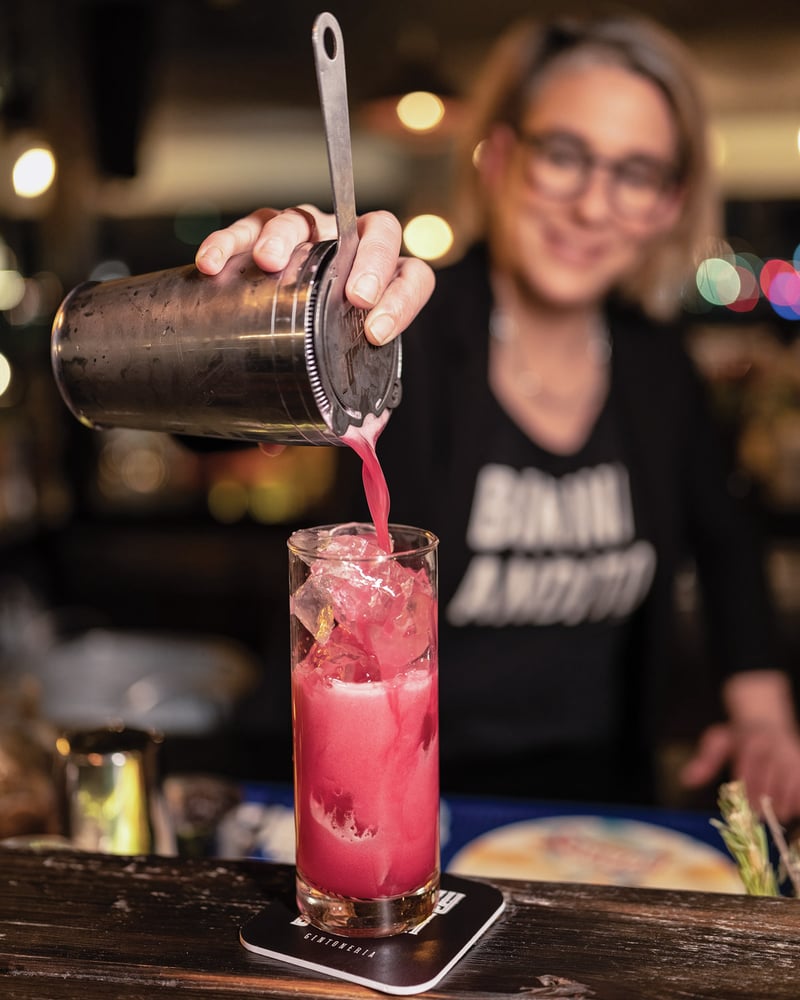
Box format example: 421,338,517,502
50,13,401,446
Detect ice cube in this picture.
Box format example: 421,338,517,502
291,583,335,643
351,566,435,677
298,623,381,683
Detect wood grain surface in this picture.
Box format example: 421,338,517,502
1,848,797,999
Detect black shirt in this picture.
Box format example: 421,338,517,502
342,242,778,801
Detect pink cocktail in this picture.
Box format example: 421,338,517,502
288,523,439,937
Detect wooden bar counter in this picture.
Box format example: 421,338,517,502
1,846,798,999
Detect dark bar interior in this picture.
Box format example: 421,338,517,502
2,2,800,994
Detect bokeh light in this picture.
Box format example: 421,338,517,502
119,447,167,494
7,270,64,326
695,257,741,306
208,479,249,524
94,430,193,507
760,258,800,319
249,480,296,523
691,246,800,319
395,91,445,133
12,146,57,198
726,262,760,313
402,214,454,261
0,269,26,311
0,354,12,398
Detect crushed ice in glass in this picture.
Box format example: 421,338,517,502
291,532,434,681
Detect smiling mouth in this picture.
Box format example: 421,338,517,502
545,230,607,266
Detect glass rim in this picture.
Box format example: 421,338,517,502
288,522,439,560
57,725,161,761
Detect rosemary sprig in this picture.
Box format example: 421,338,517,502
710,781,779,896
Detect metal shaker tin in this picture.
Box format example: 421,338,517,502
50,11,402,446
50,241,402,445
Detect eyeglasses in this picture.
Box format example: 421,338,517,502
515,130,680,221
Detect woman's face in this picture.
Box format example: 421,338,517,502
481,59,684,310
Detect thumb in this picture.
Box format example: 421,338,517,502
679,723,734,789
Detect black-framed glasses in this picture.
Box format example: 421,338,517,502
516,130,680,221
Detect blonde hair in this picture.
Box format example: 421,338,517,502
453,14,721,320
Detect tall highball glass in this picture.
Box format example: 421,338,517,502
288,522,439,937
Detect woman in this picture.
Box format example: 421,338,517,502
196,14,800,818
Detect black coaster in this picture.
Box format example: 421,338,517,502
240,874,505,996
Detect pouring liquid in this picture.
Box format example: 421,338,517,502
342,411,391,552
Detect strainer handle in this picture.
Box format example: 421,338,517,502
312,12,358,273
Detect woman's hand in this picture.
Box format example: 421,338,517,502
681,720,800,823
195,205,435,347
680,670,800,823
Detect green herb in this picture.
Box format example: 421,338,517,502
710,781,779,896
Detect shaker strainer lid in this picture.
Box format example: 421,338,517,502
306,240,402,438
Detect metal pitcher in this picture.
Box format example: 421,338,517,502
56,725,165,855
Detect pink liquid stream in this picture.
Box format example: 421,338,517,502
342,412,391,552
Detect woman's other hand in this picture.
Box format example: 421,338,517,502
680,670,800,823
195,205,435,346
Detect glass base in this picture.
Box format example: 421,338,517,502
295,868,440,938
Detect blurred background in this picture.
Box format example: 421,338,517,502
2,0,800,798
